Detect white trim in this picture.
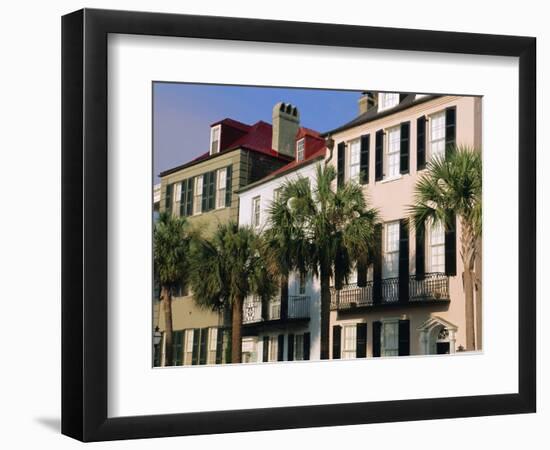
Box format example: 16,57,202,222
296,138,305,161
378,92,400,112
210,124,221,155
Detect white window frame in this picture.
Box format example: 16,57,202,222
210,124,221,155
342,324,357,359
381,319,399,357
252,196,261,228
216,168,227,209
193,175,203,215
207,328,218,364
296,138,305,161
184,329,194,365
268,336,278,362
273,187,282,202
378,92,400,112
428,219,445,273
294,334,304,361
384,126,401,180
242,337,257,363
348,138,361,183
383,221,400,279
429,111,446,160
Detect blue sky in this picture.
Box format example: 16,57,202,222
153,83,363,182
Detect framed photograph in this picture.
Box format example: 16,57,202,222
61,8,536,442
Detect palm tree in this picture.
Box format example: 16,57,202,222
153,212,191,366
189,222,276,363
275,164,379,359
409,147,482,351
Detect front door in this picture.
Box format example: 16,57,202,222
436,342,450,354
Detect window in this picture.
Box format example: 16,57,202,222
242,338,257,363
343,325,357,359
294,334,304,361
216,168,227,209
173,331,184,365
429,220,445,273
273,187,282,202
383,221,400,278
268,336,278,362
174,182,182,207
252,196,261,228
184,329,194,365
430,111,446,159
386,126,401,179
378,93,399,111
381,321,399,356
208,328,218,364
348,268,358,285
348,138,361,183
296,138,305,161
298,273,306,295
210,125,221,154
194,175,203,214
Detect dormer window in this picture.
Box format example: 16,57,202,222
296,138,305,161
378,93,400,112
210,125,221,155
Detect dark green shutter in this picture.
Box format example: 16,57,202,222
287,334,295,361
209,170,216,211
399,219,410,303
373,224,383,304
373,321,382,357
398,320,410,356
201,174,208,212
191,329,200,365
337,142,345,189
173,331,184,365
445,107,456,156
179,181,185,216
375,130,384,181
360,134,370,184
277,334,285,361
215,328,224,364
186,177,194,216
357,258,368,287
303,332,311,360
417,116,427,170
356,323,367,358
415,221,426,280
263,336,269,362
165,183,173,213
199,328,208,365
400,122,410,174
445,215,457,276
225,165,232,207
332,325,342,359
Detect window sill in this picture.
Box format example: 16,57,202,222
380,175,402,184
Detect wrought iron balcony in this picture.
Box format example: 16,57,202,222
330,272,449,311
242,295,310,324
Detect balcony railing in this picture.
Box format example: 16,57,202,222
242,296,310,324
330,272,449,311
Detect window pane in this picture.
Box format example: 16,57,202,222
430,112,446,159
382,322,398,356
387,127,400,178
349,139,361,183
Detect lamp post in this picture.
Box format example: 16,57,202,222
153,326,162,366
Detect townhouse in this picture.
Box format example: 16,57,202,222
237,112,327,363
326,92,482,359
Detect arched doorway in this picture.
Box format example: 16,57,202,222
418,316,457,355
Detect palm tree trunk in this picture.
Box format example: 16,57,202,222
460,218,476,351
280,273,289,320
231,296,243,363
161,285,173,366
319,263,331,360
474,236,482,350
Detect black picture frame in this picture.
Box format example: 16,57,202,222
62,8,536,442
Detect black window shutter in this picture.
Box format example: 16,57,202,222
360,134,370,184
356,323,367,358
332,325,342,359
199,328,208,365
186,177,194,216
165,183,173,213
398,320,410,356
445,214,457,276
201,173,208,212
373,321,382,357
417,116,427,170
179,181,185,216
357,258,368,287
262,336,269,362
191,328,200,365
399,219,410,303
373,224,383,304
225,165,232,207
209,170,216,211
375,130,384,181
277,334,285,361
303,332,311,360
215,327,224,364
415,221,426,280
173,331,183,365
445,107,456,156
400,122,410,174
337,142,346,188
399,93,407,103
287,333,295,361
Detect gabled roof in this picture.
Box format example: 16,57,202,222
210,117,251,133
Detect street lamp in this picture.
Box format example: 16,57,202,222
153,326,162,346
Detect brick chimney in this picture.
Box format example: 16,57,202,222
358,91,377,115
272,102,300,158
